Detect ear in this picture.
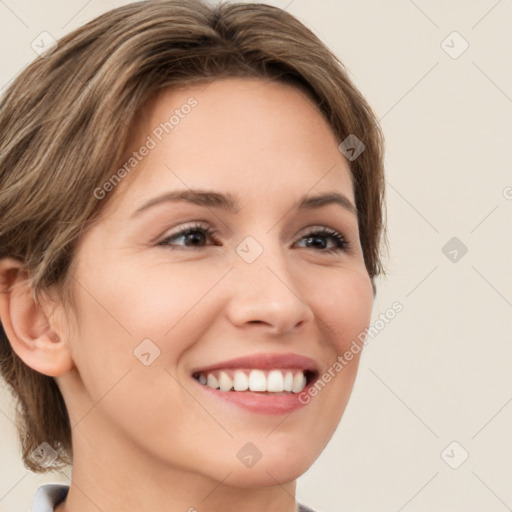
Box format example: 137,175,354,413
0,257,74,377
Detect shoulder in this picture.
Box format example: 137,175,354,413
32,484,69,512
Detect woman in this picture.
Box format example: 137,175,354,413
0,1,385,511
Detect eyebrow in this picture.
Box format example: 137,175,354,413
131,189,357,218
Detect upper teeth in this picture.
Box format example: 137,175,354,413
196,369,307,393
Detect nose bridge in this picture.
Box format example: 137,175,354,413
225,232,314,333
235,232,294,290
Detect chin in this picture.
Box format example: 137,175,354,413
210,437,321,488
218,457,312,488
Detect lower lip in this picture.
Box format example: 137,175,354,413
194,379,313,414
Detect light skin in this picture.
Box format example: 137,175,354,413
0,78,374,512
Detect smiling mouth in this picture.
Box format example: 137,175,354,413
192,368,318,394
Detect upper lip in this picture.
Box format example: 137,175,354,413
190,352,319,375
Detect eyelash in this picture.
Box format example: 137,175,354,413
157,222,350,254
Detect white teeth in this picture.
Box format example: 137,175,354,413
248,369,267,392
197,369,309,393
283,371,293,392
267,370,284,392
233,370,249,391
206,373,219,389
218,371,233,391
292,372,306,393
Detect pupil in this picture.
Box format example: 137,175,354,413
308,236,326,249
188,231,204,245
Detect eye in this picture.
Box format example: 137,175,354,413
157,223,219,249
157,223,350,253
295,226,350,254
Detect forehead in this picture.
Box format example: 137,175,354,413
103,77,354,216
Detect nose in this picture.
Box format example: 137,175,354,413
224,241,315,336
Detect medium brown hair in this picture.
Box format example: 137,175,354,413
0,0,386,472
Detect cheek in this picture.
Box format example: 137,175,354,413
110,256,231,333
300,269,372,436
312,268,374,351
73,253,217,336
66,256,228,392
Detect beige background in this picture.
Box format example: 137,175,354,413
1,1,511,511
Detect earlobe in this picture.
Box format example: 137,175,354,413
0,257,74,377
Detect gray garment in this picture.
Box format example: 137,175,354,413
32,484,69,512
297,504,316,512
32,484,317,511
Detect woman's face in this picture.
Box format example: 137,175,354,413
60,77,373,486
